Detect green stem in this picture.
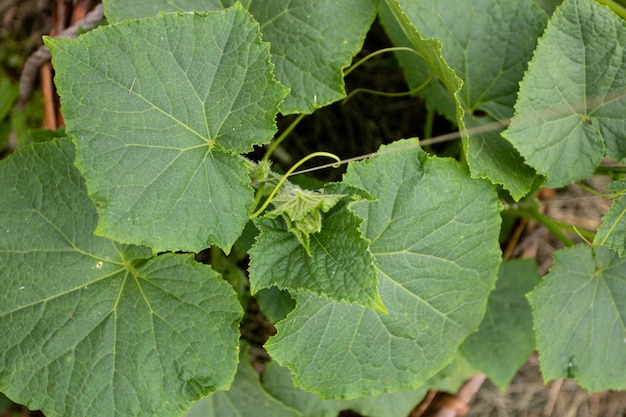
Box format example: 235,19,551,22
343,47,416,77
505,207,578,247
595,0,626,19
263,113,306,161
342,73,433,104
594,164,626,176
423,107,435,140
250,152,341,218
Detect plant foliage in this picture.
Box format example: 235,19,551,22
1,0,625,416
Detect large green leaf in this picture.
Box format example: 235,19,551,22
528,245,626,392
503,0,626,188
46,6,287,252
103,0,377,114
0,139,243,417
249,197,384,312
266,140,502,398
185,347,302,417
461,259,540,391
384,0,547,199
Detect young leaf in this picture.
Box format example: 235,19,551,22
503,0,626,188
249,199,384,313
528,245,626,392
0,139,243,417
460,259,540,391
102,0,378,114
185,346,302,417
386,0,547,199
266,140,502,398
46,6,288,252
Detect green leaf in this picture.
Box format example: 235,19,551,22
46,6,288,252
262,182,374,255
262,360,427,417
266,140,502,398
387,0,547,199
103,0,378,114
255,287,296,323
503,0,626,188
185,346,302,417
0,138,243,417
249,199,384,312
595,186,626,256
101,0,223,22
382,0,464,124
528,245,626,392
461,259,540,391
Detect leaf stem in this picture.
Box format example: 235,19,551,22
504,206,580,247
595,0,626,19
342,73,433,104
250,152,341,218
343,46,416,77
594,164,626,176
262,113,306,161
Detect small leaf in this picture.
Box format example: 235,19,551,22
103,0,378,114
461,259,540,391
503,0,626,188
46,6,288,252
528,245,626,392
266,140,502,398
249,199,384,312
0,139,243,417
185,346,302,417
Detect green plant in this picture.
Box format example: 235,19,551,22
1,0,625,416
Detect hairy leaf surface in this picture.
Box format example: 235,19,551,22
103,0,377,114
46,6,287,252
266,140,502,398
528,245,626,392
0,139,242,417
461,259,540,391
504,0,626,187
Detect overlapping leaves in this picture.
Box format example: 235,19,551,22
46,6,288,253
504,0,626,188
102,0,377,113
266,140,502,398
383,0,547,199
0,138,243,417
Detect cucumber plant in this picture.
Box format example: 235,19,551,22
1,0,625,416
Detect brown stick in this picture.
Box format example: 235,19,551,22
16,2,104,110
